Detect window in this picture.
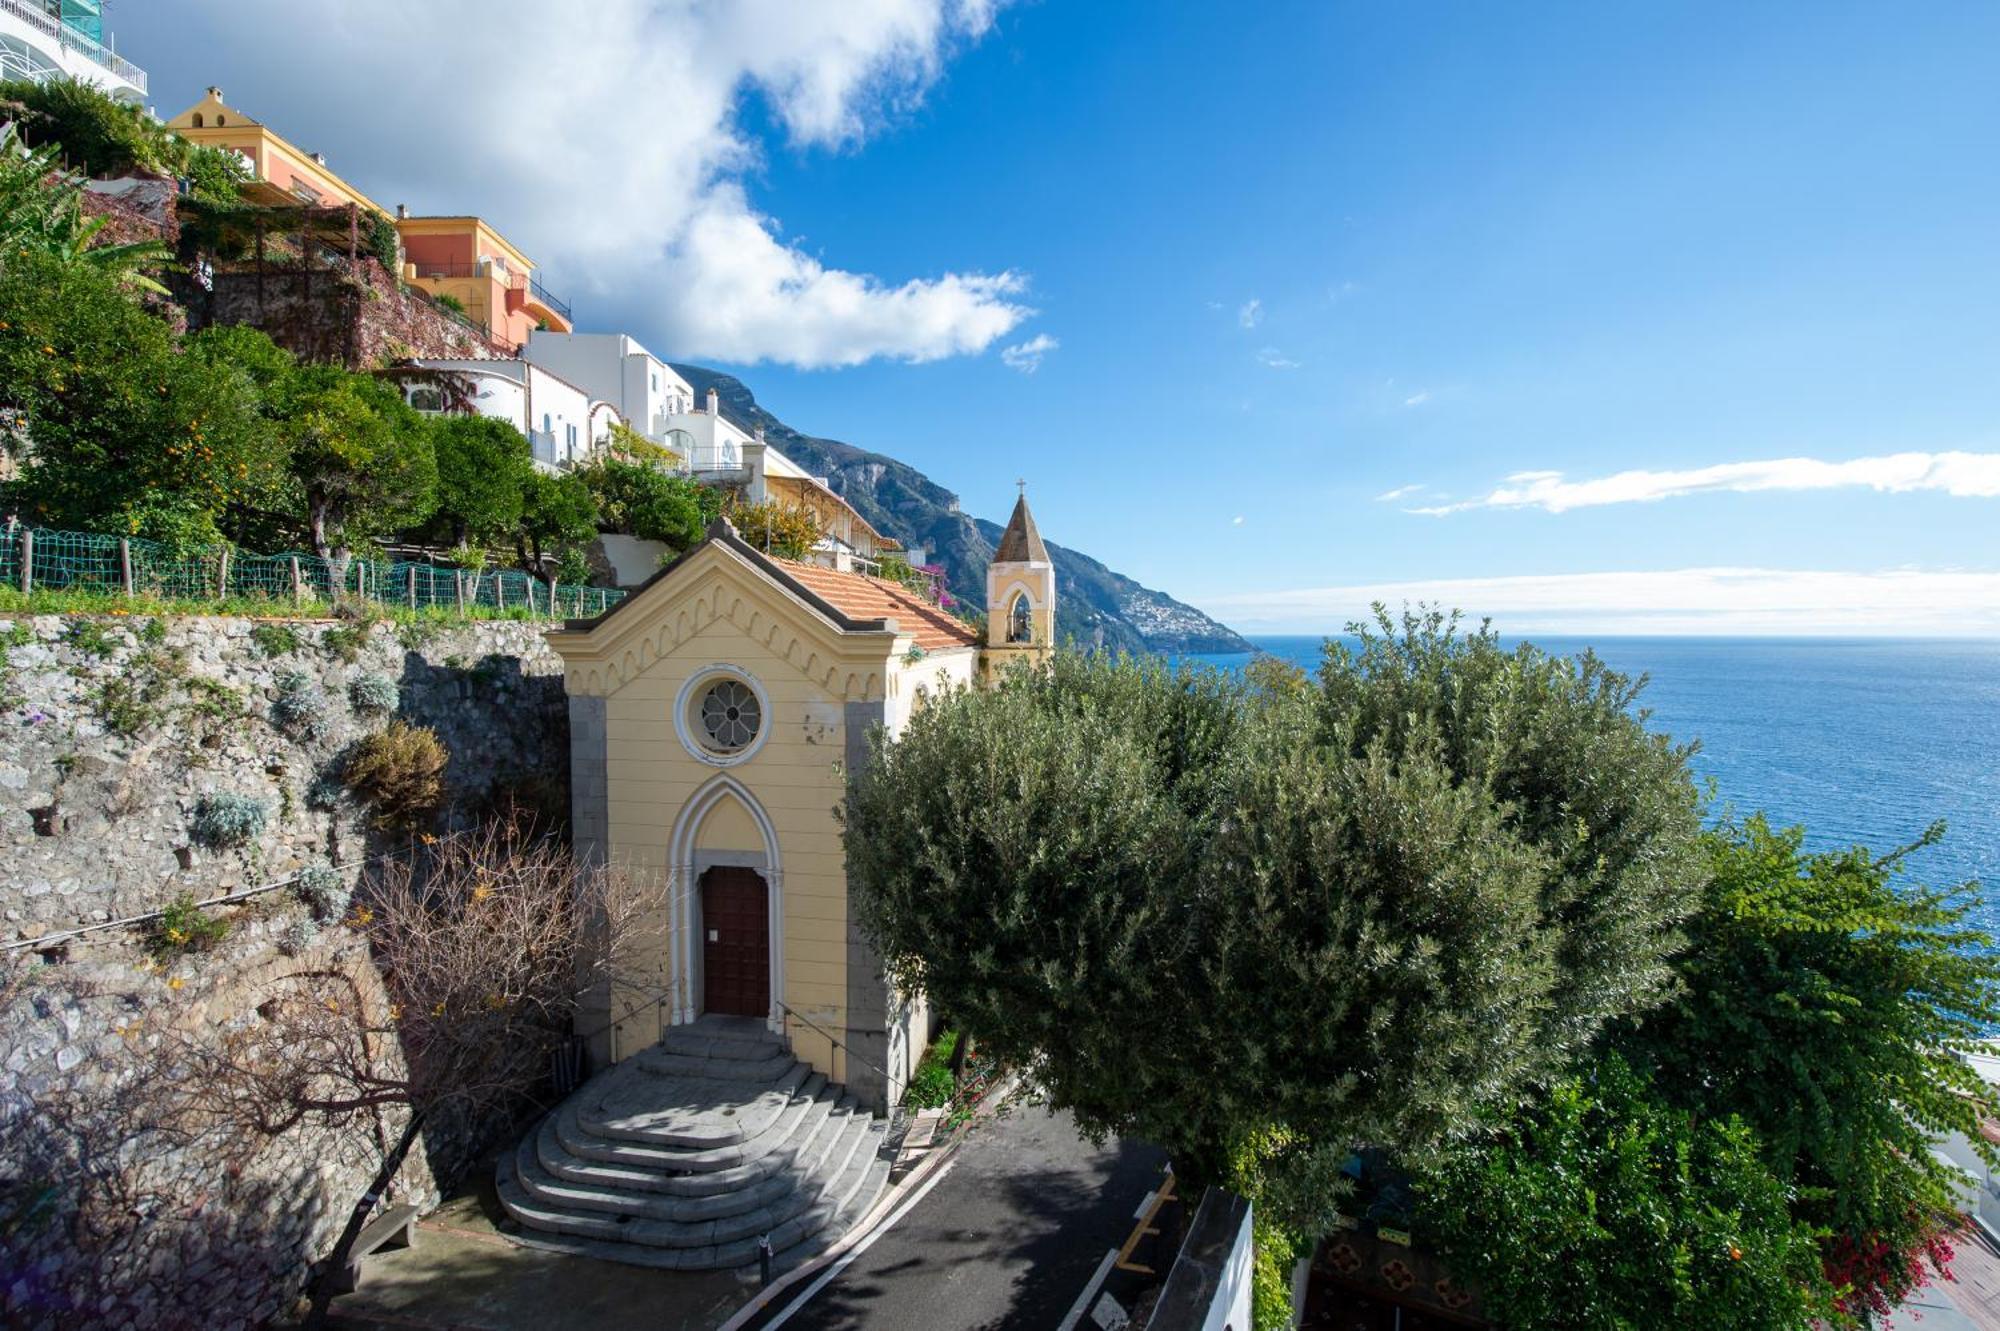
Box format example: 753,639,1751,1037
191,113,203,128
407,386,442,413
651,372,658,390
215,115,225,126
541,412,551,434
1009,592,1033,643
696,679,761,754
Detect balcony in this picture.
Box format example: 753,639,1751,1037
527,275,570,324
0,0,145,92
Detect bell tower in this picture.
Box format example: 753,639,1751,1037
985,484,1056,674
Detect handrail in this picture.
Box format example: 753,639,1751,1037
528,275,571,322
0,0,146,90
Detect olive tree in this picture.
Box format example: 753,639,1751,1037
842,611,1704,1234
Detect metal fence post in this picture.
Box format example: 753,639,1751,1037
119,539,133,597
19,529,32,595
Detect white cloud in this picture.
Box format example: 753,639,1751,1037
1403,391,1430,407
1238,298,1263,329
1232,515,1245,526
1198,567,2000,636
1256,347,1300,370
157,0,1026,368
999,332,1058,373
1415,451,2000,516
1375,484,1423,502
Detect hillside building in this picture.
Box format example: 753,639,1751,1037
0,0,145,102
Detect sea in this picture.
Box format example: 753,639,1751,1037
1184,636,2000,930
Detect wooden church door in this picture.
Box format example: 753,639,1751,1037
700,867,770,1018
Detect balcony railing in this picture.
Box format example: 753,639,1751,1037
0,0,145,90
410,261,497,281
528,275,570,323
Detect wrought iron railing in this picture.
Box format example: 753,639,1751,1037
528,275,571,322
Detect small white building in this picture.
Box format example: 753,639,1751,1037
523,331,696,451
405,358,618,472
0,0,145,103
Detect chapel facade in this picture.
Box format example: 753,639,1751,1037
548,495,1056,1108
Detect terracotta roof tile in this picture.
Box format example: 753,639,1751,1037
774,559,982,652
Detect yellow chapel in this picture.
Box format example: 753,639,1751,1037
546,495,1056,1109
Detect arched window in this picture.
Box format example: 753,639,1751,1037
215,115,225,126
191,113,204,128
1008,591,1032,643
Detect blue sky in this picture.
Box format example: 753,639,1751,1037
119,2,2000,634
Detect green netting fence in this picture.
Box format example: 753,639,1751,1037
0,525,625,619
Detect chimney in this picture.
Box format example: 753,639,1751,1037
310,151,327,165
395,203,408,220
753,424,765,443
705,387,719,415
205,85,223,100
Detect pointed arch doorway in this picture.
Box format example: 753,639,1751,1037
699,865,770,1018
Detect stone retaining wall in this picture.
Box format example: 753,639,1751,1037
0,612,569,1329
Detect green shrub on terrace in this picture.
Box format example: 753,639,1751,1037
190,792,267,847
150,892,229,957
343,722,447,829
250,623,302,657
271,670,333,743
348,672,398,714
293,861,352,922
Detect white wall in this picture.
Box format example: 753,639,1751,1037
0,10,146,102
406,360,602,470
526,331,695,442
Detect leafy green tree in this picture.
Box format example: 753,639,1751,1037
426,414,532,549
0,125,170,291
1415,1055,1832,1329
282,369,436,560
0,77,246,204
0,255,279,544
515,470,598,585
844,614,1704,1228
1620,817,2000,1314
729,499,823,560
578,457,720,551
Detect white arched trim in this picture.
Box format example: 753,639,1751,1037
666,774,784,1033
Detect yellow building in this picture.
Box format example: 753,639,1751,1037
166,87,387,214
547,497,1054,1108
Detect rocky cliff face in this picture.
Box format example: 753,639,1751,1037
670,366,1251,656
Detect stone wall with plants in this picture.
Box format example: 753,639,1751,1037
0,611,569,1329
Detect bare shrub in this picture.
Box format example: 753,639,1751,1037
185,827,648,1326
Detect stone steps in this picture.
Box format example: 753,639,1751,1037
496,1015,893,1271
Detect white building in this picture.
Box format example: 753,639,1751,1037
405,359,618,473
521,331,900,569
523,331,697,451
0,0,145,102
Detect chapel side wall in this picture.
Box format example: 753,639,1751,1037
594,612,876,1089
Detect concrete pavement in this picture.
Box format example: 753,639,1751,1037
741,1090,1172,1331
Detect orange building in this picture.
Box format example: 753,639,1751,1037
167,88,573,348
395,213,572,347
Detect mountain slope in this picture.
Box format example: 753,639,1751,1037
670,366,1251,656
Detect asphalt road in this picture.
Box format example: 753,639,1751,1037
752,1091,1171,1331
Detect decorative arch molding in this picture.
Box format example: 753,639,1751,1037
665,773,784,1032
563,560,893,702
